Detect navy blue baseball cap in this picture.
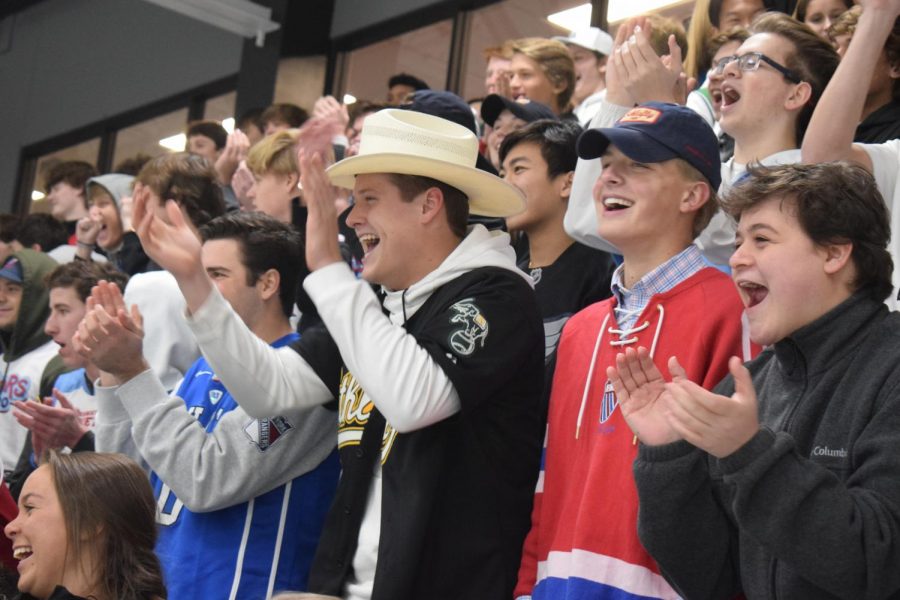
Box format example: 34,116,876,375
400,90,478,134
480,94,556,128
577,102,721,190
0,257,23,284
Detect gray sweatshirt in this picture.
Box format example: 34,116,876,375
633,291,900,600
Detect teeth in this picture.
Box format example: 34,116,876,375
603,198,634,209
358,234,380,253
13,547,32,560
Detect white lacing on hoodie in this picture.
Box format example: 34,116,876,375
574,304,665,439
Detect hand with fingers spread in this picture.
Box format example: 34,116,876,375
215,129,251,185
663,356,759,459
614,25,688,105
13,390,90,459
605,16,651,106
298,118,338,165
298,148,343,271
74,281,147,383
131,184,213,312
607,346,683,445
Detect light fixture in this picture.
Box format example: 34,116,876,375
159,133,187,152
547,0,687,30
547,4,592,32
31,190,45,201
343,94,357,105
141,0,280,47
222,117,235,134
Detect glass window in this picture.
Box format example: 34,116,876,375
205,91,237,129
343,19,453,105
112,107,189,170
459,0,577,102
29,138,101,213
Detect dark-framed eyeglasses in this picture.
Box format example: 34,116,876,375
712,52,802,84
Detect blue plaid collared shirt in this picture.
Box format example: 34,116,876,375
611,244,708,331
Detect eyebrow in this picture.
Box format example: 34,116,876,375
507,156,531,167
205,266,232,274
739,223,779,235
20,492,42,504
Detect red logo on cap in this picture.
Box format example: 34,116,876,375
619,107,662,124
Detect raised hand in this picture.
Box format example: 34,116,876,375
76,215,102,246
605,16,651,106
13,390,90,459
73,281,147,383
607,346,683,445
215,129,251,185
312,95,350,139
664,356,759,458
298,149,343,271
614,25,685,105
231,161,256,210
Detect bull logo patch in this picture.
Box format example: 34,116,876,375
448,298,489,356
599,379,618,423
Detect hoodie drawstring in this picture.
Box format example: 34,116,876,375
575,305,665,439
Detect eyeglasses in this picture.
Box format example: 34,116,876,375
712,52,802,84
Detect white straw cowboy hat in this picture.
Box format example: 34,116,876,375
326,109,525,217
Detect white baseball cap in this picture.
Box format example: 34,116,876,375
553,27,614,56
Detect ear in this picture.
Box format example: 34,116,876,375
678,180,711,215
256,268,281,301
889,59,900,80
420,187,445,225
285,172,300,193
785,81,813,112
597,56,608,78
557,171,575,201
822,242,853,275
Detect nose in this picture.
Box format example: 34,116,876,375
509,73,523,93
89,205,101,219
4,513,18,541
346,199,365,228
729,239,752,271
722,57,741,79
44,314,58,336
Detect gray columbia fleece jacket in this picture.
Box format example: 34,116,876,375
633,290,900,600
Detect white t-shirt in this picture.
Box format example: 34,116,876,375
862,139,900,310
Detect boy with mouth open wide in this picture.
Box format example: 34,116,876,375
612,162,900,600
514,102,755,600
102,109,545,600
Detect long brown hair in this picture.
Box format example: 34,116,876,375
47,450,166,600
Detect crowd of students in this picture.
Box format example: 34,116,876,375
1,0,900,598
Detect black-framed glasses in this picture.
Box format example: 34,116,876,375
712,52,802,84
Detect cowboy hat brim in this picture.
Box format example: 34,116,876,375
327,153,525,218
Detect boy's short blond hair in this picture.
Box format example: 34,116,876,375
246,129,301,178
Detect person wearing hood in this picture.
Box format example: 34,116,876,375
0,249,68,470
95,109,544,600
514,103,757,600
75,174,155,275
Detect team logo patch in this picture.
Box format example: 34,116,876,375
244,416,293,451
448,298,489,356
208,390,223,405
599,379,618,423
619,107,662,124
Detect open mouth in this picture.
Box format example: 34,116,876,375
13,546,33,561
721,85,741,108
358,233,381,257
602,197,634,212
738,281,768,308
